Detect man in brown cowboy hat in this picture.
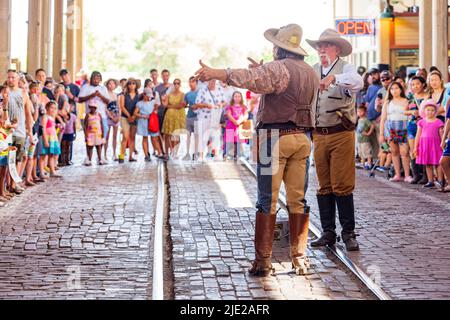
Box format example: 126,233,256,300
306,29,363,251
196,24,319,277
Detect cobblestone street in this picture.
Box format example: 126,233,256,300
306,168,450,300
169,162,374,300
0,136,449,300
0,157,156,299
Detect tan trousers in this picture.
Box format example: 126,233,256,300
313,130,356,196
257,133,311,215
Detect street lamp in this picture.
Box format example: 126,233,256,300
380,0,395,19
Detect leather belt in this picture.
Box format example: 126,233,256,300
314,124,351,135
259,128,308,138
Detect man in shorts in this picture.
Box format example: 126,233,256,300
184,77,199,161
5,70,34,194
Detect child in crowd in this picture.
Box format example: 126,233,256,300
0,109,16,203
44,80,53,92
356,106,375,170
134,88,164,161
39,101,61,179
440,100,450,192
407,76,428,184
84,101,105,166
60,105,77,166
54,84,68,144
224,91,248,161
379,82,413,182
415,100,445,188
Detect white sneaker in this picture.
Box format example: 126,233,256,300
84,159,92,166
98,160,106,166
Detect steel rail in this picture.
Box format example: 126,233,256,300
152,161,166,300
240,159,392,301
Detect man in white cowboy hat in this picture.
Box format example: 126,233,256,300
306,29,364,252
195,24,319,277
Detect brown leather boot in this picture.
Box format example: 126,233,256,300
289,214,311,276
248,213,277,277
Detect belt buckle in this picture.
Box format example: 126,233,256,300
321,128,329,135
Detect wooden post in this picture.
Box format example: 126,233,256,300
40,0,52,72
75,0,84,76
0,0,12,75
419,0,433,71
27,0,43,74
432,0,448,82
66,0,77,80
53,0,64,79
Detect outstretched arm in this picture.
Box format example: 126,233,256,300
195,60,290,95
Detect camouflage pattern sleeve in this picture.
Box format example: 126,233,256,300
227,61,290,95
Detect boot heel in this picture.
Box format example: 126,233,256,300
292,257,310,276
248,262,275,278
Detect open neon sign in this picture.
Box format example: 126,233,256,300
335,19,376,37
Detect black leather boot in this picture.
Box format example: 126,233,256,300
336,194,360,252
342,232,360,252
311,194,337,247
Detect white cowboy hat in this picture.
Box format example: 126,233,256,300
306,29,353,57
264,24,308,57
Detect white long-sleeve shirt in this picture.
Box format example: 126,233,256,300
321,58,364,94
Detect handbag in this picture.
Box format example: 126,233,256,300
238,120,254,140
207,88,223,129
148,112,160,133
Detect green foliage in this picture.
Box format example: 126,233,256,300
85,28,320,80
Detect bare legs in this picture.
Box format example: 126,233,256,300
390,142,411,178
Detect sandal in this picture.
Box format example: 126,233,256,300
129,158,137,162
4,191,14,199
25,181,37,187
389,176,402,182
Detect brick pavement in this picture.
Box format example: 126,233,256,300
0,155,156,299
168,162,374,300
303,167,450,300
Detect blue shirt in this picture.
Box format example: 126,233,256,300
447,100,450,119
62,82,80,106
365,83,383,121
184,90,198,119
443,87,450,118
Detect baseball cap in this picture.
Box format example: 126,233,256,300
59,69,69,77
368,68,380,75
380,70,392,79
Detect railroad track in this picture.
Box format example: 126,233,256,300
152,160,169,300
240,159,392,301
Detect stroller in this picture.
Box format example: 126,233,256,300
369,142,394,179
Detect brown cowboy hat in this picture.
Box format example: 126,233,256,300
126,77,141,90
264,24,308,57
306,29,353,57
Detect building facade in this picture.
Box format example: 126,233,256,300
334,0,449,81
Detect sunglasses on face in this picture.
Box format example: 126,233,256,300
174,83,181,85
381,78,390,82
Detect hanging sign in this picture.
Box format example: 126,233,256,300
335,19,376,37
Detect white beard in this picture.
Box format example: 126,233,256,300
320,54,332,67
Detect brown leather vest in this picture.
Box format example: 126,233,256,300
257,58,319,129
